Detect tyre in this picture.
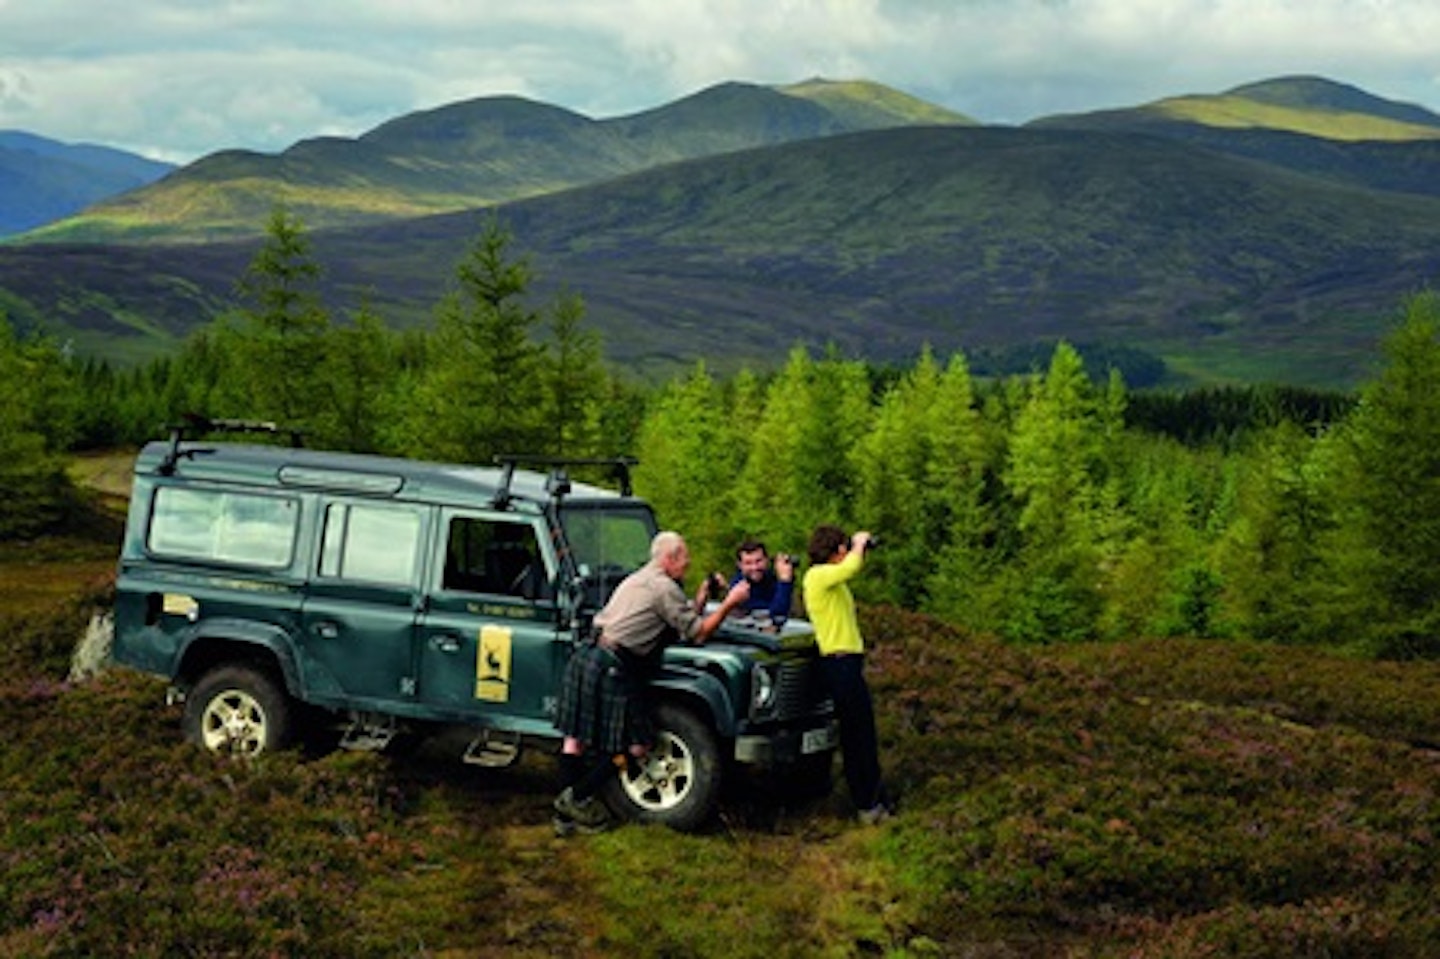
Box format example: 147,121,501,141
182,664,293,757
600,702,723,832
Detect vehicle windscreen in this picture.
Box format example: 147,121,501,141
559,504,656,607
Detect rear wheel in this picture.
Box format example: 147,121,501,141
600,702,722,832
183,664,293,757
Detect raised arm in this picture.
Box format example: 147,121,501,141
693,580,750,644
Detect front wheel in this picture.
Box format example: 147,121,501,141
182,664,293,757
600,702,723,832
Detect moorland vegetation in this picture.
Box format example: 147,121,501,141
4,490,1440,955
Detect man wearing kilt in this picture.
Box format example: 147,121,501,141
552,531,750,833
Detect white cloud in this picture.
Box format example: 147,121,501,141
0,66,37,113
2,0,1439,161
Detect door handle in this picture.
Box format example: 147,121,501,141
431,634,461,654
313,621,340,640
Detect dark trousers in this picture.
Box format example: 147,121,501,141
819,653,885,811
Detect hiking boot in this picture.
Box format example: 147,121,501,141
554,787,611,828
553,813,610,837
857,803,893,826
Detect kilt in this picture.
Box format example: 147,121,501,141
554,643,653,754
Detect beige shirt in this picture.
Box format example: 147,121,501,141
594,560,702,657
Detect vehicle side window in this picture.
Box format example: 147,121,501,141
443,517,550,600
320,502,422,586
560,507,654,575
149,486,298,568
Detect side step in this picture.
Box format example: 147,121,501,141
339,715,400,752
463,730,523,768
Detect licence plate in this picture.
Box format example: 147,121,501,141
801,724,838,754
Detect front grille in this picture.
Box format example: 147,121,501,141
772,659,826,721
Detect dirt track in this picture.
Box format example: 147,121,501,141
67,449,137,508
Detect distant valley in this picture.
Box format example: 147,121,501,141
3,75,1440,387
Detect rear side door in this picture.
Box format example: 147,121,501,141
297,498,430,708
415,510,566,731
115,482,305,676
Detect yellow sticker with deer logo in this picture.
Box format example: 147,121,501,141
162,593,199,620
475,625,512,702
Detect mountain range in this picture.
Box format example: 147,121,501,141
17,79,972,245
3,75,1440,387
0,132,173,237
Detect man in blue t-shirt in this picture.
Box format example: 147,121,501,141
702,538,794,623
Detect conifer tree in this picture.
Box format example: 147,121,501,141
544,289,607,458
853,350,938,603
922,354,1001,622
1328,292,1440,656
0,318,76,538
1100,431,1227,639
166,327,232,429
733,347,871,561
109,359,162,445
72,358,122,450
993,342,1119,641
395,217,547,461
1213,422,1338,643
633,362,739,575
854,347,987,606
594,375,649,464
226,206,332,428
315,302,396,453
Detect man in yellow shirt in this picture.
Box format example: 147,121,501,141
802,524,892,824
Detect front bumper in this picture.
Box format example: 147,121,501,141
734,719,839,765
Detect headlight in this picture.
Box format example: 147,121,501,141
750,663,778,717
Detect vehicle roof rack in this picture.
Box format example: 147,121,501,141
490,455,639,507
157,414,306,475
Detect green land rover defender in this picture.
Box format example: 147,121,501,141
111,421,837,831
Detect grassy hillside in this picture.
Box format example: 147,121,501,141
517,127,1440,384
1034,75,1440,142
777,78,974,129
5,497,1439,956
0,241,246,364
601,80,945,160
22,98,637,245
7,123,1440,384
1064,126,1440,204
21,79,971,246
8,75,1440,387
1031,75,1440,205
1225,76,1440,132
1146,93,1440,141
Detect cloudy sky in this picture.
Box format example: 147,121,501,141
3,0,1439,164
